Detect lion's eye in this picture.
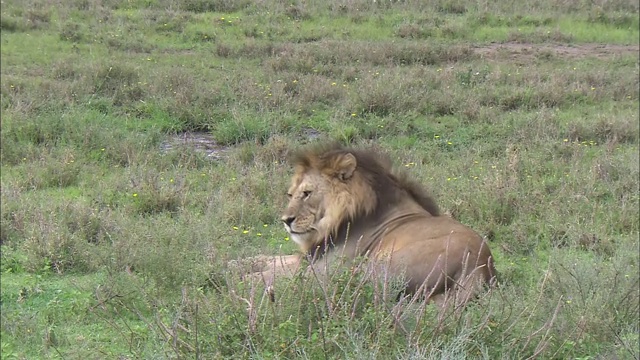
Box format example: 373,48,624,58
302,190,312,199
286,193,292,199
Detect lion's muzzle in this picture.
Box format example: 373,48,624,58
282,216,295,228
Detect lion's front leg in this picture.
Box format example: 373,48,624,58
257,254,302,285
229,254,302,287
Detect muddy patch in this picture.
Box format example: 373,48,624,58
161,133,230,160
474,42,639,63
302,127,322,140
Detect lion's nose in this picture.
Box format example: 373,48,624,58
282,216,295,227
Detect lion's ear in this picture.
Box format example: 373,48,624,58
333,153,357,181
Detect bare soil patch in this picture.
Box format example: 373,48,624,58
161,132,230,160
474,42,639,63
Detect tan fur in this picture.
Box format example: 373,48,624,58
246,144,497,306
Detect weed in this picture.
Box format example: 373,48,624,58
437,0,467,14
59,22,85,42
92,64,145,106
0,15,21,31
24,8,51,30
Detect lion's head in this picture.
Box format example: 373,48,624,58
281,144,439,251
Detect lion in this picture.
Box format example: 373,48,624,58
241,143,497,306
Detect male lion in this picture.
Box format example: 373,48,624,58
242,144,497,306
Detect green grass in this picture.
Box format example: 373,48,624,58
1,0,639,358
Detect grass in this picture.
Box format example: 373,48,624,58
1,0,638,358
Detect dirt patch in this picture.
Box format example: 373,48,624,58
161,132,230,160
302,127,322,140
474,42,639,63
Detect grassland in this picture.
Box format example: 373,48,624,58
1,0,639,358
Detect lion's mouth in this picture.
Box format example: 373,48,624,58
287,229,311,236
283,223,316,235
283,225,316,247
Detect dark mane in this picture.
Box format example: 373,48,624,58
292,143,440,216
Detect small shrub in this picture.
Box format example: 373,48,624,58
566,116,639,145
0,202,26,247
64,204,106,245
188,30,216,42
546,251,640,356
428,95,458,116
395,23,433,39
51,59,82,81
215,42,233,58
285,4,311,20
588,9,639,27
22,214,95,274
130,175,186,216
254,135,292,164
266,50,316,74
437,0,467,14
0,15,21,32
212,116,271,146
152,12,192,33
440,21,468,38
353,85,397,117
0,248,26,273
105,35,155,53
296,75,345,106
456,67,490,87
59,22,85,42
507,29,574,43
390,43,475,65
233,142,256,165
93,64,145,106
24,9,51,30
132,191,181,216
38,160,81,189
